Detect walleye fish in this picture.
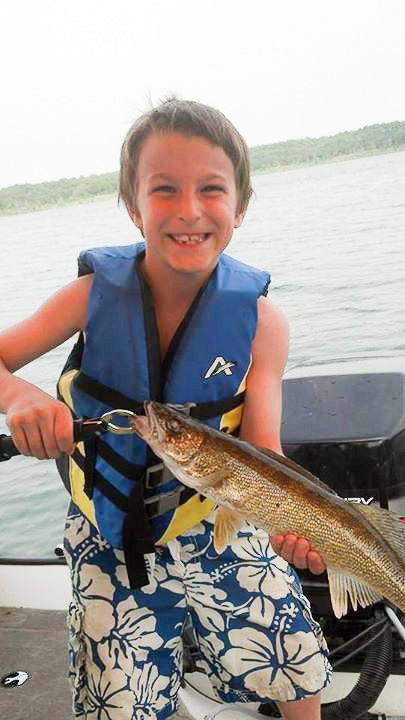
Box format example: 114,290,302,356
132,401,405,618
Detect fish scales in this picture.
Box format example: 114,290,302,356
132,402,405,617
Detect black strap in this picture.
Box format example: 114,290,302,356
122,483,198,589
123,481,155,588
97,438,145,480
137,264,162,401
74,372,144,413
83,436,97,498
189,391,245,420
160,274,214,391
75,370,244,420
71,448,129,511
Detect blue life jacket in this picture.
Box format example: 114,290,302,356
57,243,270,587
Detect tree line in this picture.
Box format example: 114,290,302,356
249,121,405,172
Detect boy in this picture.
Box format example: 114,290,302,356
0,99,330,719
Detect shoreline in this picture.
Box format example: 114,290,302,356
1,145,404,217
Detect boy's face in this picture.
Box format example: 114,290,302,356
130,132,245,281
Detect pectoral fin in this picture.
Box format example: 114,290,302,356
213,507,243,554
327,568,381,618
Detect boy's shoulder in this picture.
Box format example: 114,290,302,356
220,252,270,291
78,243,144,275
79,242,144,261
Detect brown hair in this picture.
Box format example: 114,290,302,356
119,98,252,214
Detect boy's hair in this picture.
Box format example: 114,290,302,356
119,98,253,215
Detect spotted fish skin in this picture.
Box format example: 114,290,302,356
132,401,405,618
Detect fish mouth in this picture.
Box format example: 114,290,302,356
144,401,165,441
130,412,151,441
130,402,165,444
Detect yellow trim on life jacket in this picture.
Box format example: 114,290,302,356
57,367,99,529
157,495,216,545
219,356,252,433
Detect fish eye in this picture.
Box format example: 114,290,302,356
167,419,181,433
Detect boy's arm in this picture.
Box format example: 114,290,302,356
239,295,326,575
0,275,93,459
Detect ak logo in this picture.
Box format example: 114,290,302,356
204,356,236,379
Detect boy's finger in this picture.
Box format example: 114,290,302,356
307,550,326,575
9,426,31,457
38,414,62,459
292,538,310,569
281,534,298,563
270,534,285,554
23,424,48,459
54,409,74,455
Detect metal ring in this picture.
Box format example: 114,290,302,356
100,409,138,435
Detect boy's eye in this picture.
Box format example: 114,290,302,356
203,185,225,193
152,185,175,193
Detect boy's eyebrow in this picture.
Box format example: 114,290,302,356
201,174,228,183
147,172,229,183
148,173,173,181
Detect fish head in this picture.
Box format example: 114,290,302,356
131,401,205,465
131,401,228,489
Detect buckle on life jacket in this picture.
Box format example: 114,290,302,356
145,462,174,489
144,487,186,518
167,402,196,415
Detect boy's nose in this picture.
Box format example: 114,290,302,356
176,191,202,224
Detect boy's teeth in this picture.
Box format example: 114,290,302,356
172,234,206,244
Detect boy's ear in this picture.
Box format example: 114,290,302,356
234,209,246,229
128,206,143,232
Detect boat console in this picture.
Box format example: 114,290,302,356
282,356,405,517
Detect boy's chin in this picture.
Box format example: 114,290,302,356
168,256,219,277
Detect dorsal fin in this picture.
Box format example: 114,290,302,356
354,504,405,569
255,444,339,496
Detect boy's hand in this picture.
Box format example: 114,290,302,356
6,387,74,460
271,533,326,575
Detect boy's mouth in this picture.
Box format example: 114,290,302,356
168,233,211,246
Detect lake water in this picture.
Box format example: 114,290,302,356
0,151,404,557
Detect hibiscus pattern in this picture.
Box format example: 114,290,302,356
63,505,331,718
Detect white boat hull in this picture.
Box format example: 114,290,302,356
179,669,405,719
0,561,71,610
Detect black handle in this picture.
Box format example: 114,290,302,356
0,434,20,461
0,419,104,462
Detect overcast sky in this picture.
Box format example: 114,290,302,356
1,0,404,189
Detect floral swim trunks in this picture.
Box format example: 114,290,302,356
63,504,331,719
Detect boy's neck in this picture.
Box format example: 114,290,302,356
139,258,213,310
139,259,214,360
